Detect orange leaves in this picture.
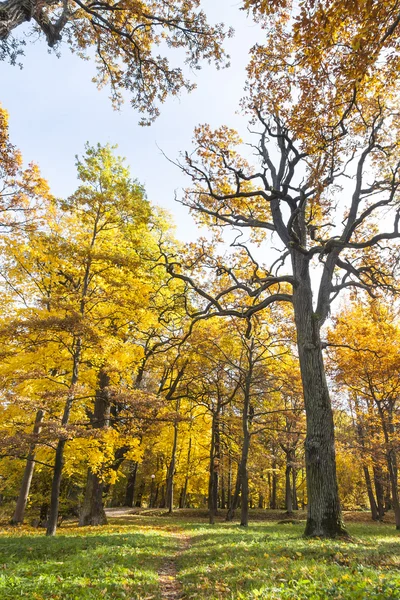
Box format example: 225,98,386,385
0,104,51,229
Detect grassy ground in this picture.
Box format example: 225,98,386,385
0,510,399,599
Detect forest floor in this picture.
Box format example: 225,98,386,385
0,508,399,599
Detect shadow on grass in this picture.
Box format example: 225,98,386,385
0,527,177,600
176,522,400,600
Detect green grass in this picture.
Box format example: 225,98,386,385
0,521,178,599
176,520,400,599
0,512,399,599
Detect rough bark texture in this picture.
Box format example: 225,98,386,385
0,0,72,47
79,470,107,526
292,255,345,537
11,409,44,524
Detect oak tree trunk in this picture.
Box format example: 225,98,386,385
292,255,345,537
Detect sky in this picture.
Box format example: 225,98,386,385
1,1,264,242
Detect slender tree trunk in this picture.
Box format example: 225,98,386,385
46,339,82,536
270,459,278,509
363,465,379,521
285,455,293,515
240,365,252,527
292,255,345,537
79,370,110,526
180,434,192,509
11,409,44,524
166,405,179,514
226,466,240,521
292,466,299,511
227,454,232,510
373,466,385,520
208,407,221,524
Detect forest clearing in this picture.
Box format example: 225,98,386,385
1,509,400,599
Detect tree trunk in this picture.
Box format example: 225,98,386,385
125,462,138,507
227,454,232,510
270,459,278,509
292,466,299,511
79,369,110,526
79,470,107,526
377,407,400,529
285,458,293,515
292,255,345,537
373,466,385,519
240,363,252,527
47,340,82,536
208,409,220,524
135,480,145,507
226,466,240,521
363,465,379,521
166,409,179,514
11,409,44,525
179,435,192,509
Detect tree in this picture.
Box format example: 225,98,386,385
162,74,400,536
0,103,50,228
0,1,230,123
328,297,400,529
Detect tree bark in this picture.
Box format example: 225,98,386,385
208,408,220,524
292,255,345,537
373,466,385,519
226,466,240,521
377,405,400,529
363,465,379,521
125,462,138,507
270,458,278,509
166,405,179,514
79,369,110,526
240,360,252,527
179,434,192,509
285,458,293,515
79,470,107,526
11,409,44,524
292,466,299,511
46,339,82,536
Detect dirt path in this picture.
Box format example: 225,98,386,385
158,531,191,600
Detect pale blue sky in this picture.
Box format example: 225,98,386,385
1,1,263,241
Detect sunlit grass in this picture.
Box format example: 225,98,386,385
0,522,178,599
176,521,400,599
0,512,399,599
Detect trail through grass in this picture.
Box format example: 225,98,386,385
0,510,399,599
